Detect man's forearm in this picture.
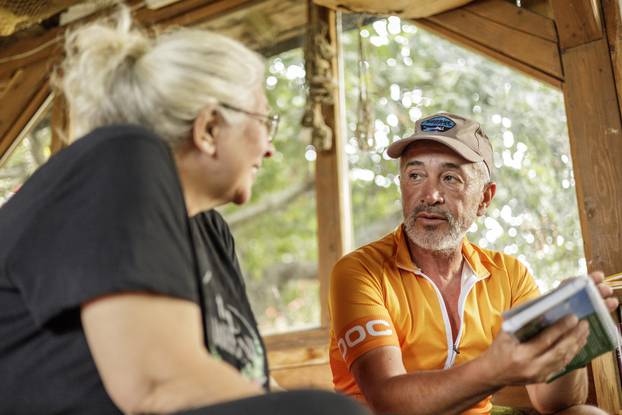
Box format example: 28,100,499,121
527,368,588,413
365,359,502,415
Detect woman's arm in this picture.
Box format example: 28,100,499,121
81,293,262,414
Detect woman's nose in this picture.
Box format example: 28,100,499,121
264,141,275,158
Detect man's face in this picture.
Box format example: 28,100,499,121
399,141,491,252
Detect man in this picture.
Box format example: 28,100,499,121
328,112,618,415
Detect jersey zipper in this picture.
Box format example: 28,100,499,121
417,271,479,369
447,275,479,367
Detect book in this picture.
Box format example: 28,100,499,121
615,307,622,386
605,272,622,293
502,276,622,382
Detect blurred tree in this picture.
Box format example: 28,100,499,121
0,18,585,334
0,114,51,204
228,17,585,333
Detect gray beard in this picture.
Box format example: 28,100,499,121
404,205,475,252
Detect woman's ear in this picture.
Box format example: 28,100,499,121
192,106,220,156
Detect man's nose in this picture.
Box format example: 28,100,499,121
420,180,444,205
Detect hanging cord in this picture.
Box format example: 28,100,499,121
354,16,375,151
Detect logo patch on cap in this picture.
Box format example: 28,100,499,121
420,116,456,133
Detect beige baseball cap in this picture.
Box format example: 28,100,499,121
387,112,494,176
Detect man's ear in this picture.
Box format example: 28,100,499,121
192,106,220,156
477,181,496,216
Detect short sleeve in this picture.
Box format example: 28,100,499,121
508,256,540,307
7,130,197,327
329,254,399,368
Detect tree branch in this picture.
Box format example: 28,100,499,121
224,177,315,230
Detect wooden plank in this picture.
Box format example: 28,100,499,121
312,4,353,326
560,37,622,412
270,361,333,390
521,0,554,19
465,0,557,42
412,18,562,89
264,327,328,351
602,0,622,127
424,7,562,80
266,327,329,370
492,386,534,410
0,0,256,78
50,93,69,154
0,83,51,162
312,0,474,18
153,0,258,28
551,0,603,49
0,65,50,157
199,0,306,56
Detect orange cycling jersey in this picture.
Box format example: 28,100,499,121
329,225,540,414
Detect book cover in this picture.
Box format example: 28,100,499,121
502,276,621,382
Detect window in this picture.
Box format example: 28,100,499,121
0,111,52,205
219,48,321,334
343,17,585,289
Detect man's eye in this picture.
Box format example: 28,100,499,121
409,173,420,180
444,175,458,182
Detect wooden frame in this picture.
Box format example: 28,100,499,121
2,0,622,409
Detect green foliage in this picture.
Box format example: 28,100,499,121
0,20,586,334
236,17,585,333
343,18,584,290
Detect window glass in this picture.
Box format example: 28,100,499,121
343,17,585,289
0,112,52,205
220,48,320,334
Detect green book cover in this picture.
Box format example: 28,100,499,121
502,276,621,382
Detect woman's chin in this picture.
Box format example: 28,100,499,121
231,188,252,205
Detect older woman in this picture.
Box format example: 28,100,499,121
0,7,367,415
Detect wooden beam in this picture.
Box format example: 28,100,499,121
413,19,562,89
0,0,259,79
311,3,353,326
50,93,69,155
602,0,622,121
0,65,50,160
491,386,533,410
466,0,557,42
556,31,622,415
270,362,333,390
414,0,563,89
550,0,603,49
0,83,51,163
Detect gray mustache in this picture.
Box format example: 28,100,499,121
412,205,451,221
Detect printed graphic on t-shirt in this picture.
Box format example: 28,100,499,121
208,294,267,386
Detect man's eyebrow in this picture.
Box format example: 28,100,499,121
402,160,466,170
440,162,464,170
402,160,424,169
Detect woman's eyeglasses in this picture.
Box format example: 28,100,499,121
220,102,279,141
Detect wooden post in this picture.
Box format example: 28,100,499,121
552,0,622,411
50,93,69,155
310,2,352,326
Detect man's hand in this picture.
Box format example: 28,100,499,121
589,270,619,312
479,315,589,386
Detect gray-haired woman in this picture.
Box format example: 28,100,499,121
0,7,367,415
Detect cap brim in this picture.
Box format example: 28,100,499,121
386,135,484,164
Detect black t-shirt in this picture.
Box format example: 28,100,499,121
0,124,267,414
190,212,268,390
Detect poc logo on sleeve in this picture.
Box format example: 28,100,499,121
337,318,393,359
